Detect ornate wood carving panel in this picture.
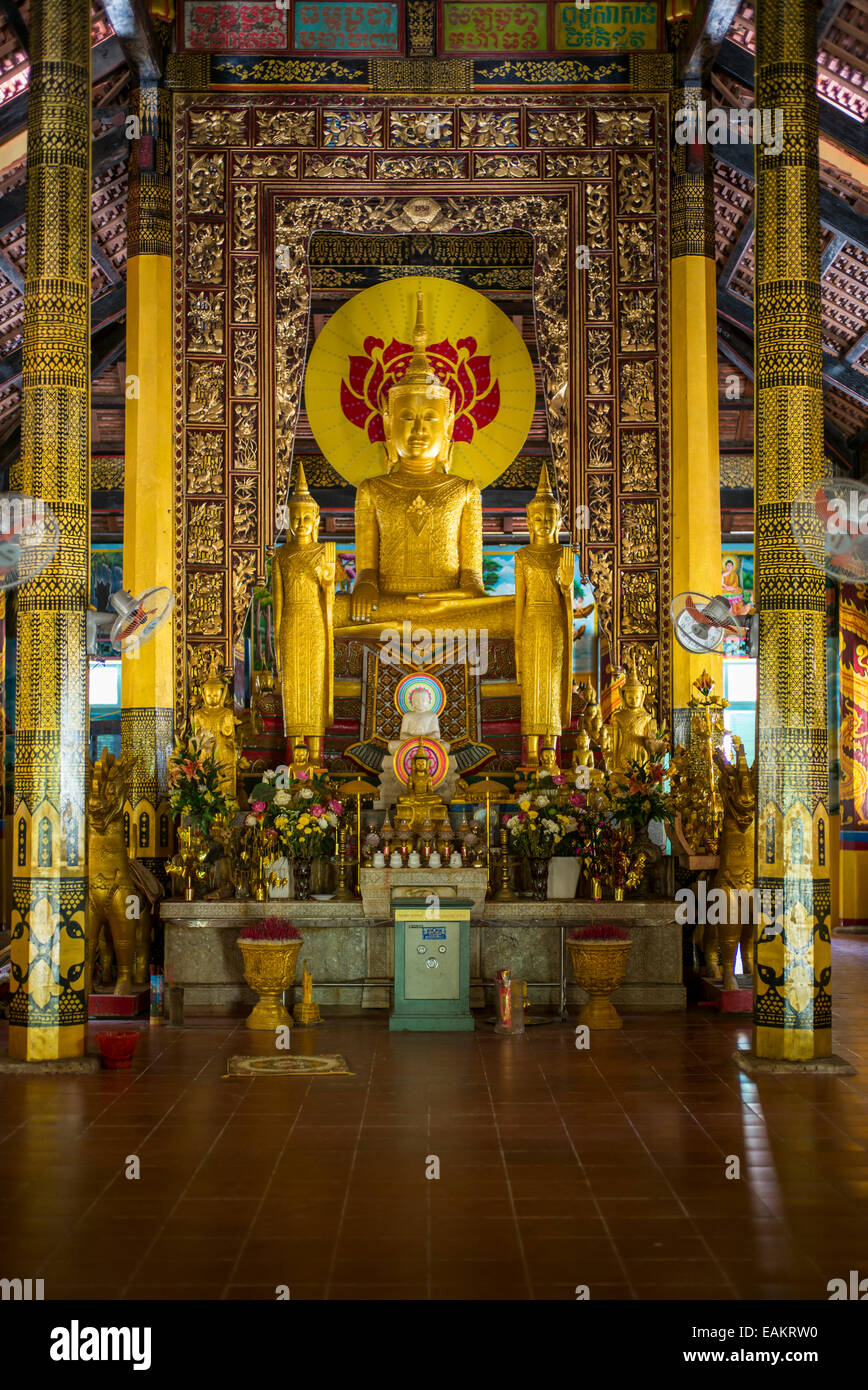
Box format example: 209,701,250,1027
173,91,670,720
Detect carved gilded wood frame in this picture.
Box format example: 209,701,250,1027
172,91,671,721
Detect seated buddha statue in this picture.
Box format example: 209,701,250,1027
395,739,449,836
610,655,655,773
377,684,456,808
333,294,513,640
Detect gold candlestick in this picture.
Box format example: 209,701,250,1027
337,778,378,896
333,822,354,901
493,826,517,901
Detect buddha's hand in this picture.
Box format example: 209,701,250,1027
350,581,378,622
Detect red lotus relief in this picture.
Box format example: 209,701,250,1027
340,335,500,444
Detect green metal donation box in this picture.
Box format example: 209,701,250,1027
390,897,475,1032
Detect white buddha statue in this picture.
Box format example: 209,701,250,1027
376,684,456,810
399,685,442,740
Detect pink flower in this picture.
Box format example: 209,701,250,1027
310,804,325,817
251,800,267,815
329,799,343,815
295,769,309,781
552,774,565,786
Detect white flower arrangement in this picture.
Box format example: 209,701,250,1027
300,787,314,799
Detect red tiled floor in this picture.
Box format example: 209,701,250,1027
2,936,868,1301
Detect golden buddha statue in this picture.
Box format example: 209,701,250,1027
272,462,335,767
514,463,574,767
571,727,595,771
610,655,654,773
583,683,603,744
333,293,513,639
190,658,241,801
395,739,449,836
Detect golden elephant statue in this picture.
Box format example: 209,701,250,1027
87,749,163,995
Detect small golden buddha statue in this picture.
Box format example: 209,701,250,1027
610,655,654,773
571,727,595,771
583,684,603,744
333,293,513,639
272,462,335,767
289,742,313,779
395,739,449,836
539,745,560,773
190,658,240,801
514,463,574,767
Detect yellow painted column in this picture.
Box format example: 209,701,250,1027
750,0,835,1065
838,583,868,930
8,0,91,1061
670,81,723,714
121,87,175,867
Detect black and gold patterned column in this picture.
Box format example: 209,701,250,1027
750,0,833,1064
121,86,174,872
670,79,722,724
8,0,91,1060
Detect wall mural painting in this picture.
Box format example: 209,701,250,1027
172,92,671,724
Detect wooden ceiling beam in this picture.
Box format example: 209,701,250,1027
821,231,848,274
99,0,162,82
0,0,29,55
0,125,127,237
714,141,868,257
0,35,125,141
676,0,744,83
0,283,125,384
718,285,868,421
719,209,754,290
715,37,866,161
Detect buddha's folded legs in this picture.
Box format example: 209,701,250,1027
333,591,515,641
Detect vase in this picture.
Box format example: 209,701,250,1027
266,856,291,899
529,858,550,901
567,939,632,1030
547,857,581,900
238,939,303,1030
293,858,312,901
588,876,602,901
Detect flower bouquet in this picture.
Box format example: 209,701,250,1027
504,780,567,900
246,769,345,901
605,757,669,832
167,731,237,834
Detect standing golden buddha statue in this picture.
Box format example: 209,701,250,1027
514,463,574,768
272,461,335,767
609,655,654,772
333,293,513,639
190,658,241,801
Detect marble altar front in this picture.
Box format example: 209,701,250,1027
161,898,685,1018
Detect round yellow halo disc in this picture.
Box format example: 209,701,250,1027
303,276,536,490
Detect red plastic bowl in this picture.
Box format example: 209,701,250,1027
97,1031,140,1070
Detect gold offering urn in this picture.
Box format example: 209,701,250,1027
238,923,303,1031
